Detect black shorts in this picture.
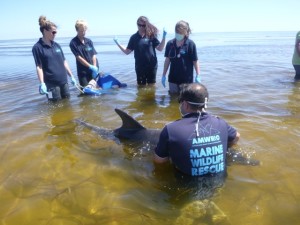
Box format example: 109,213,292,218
135,66,157,85
46,83,70,101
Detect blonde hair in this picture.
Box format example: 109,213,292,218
38,15,56,33
75,20,88,31
175,20,191,37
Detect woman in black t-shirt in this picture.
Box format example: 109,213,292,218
113,16,166,86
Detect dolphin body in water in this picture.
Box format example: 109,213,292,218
75,108,259,222
75,108,160,147
75,108,259,166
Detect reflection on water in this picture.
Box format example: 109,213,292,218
1,32,300,224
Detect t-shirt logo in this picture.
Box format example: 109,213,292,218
85,47,93,51
189,125,225,176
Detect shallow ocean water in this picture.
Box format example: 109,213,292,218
0,31,300,225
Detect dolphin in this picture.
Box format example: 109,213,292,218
74,108,161,147
75,108,259,166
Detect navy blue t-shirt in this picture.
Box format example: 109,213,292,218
32,38,68,85
164,38,198,84
127,32,160,69
155,112,237,176
69,36,98,77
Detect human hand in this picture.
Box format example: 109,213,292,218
89,65,99,78
163,28,167,39
113,36,120,45
71,76,77,86
195,74,201,83
89,64,98,73
39,82,48,95
161,75,166,88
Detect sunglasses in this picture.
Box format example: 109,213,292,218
51,31,57,35
137,23,146,28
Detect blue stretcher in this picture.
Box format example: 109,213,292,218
83,74,127,95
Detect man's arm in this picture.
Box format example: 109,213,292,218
228,131,240,147
153,127,170,164
153,153,169,164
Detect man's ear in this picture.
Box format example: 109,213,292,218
183,101,189,110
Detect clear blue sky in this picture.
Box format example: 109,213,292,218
1,0,299,40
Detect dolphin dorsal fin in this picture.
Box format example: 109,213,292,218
115,108,146,130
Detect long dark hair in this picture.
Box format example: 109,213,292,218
137,16,158,39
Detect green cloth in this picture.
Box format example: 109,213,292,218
292,31,300,65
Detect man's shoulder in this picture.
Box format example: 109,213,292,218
203,113,230,128
204,113,224,120
166,118,187,128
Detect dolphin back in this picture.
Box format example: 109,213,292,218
74,119,120,143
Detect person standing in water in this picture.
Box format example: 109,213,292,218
113,16,166,87
32,15,77,101
161,20,201,94
292,31,300,80
69,19,99,88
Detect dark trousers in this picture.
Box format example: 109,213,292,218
293,65,300,80
46,83,70,101
135,66,157,85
